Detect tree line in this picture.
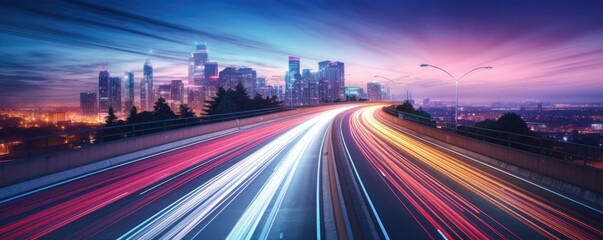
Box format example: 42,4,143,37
100,82,282,141
391,101,539,152
459,112,538,152
393,101,434,126
204,82,282,115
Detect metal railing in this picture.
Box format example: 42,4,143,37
382,107,603,168
0,107,288,163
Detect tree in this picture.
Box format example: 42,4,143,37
214,92,237,115
250,93,264,109
475,119,499,130
497,112,532,135
474,113,533,135
232,82,250,111
473,112,537,152
153,97,176,120
205,87,229,115
179,104,196,118
105,106,118,126
101,106,125,142
204,85,282,117
472,119,504,144
414,107,431,119
269,95,283,107
126,106,138,124
136,111,154,123
395,101,415,113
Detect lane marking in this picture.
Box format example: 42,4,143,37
228,112,334,240
316,129,329,240
339,120,391,240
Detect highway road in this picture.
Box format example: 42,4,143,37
0,105,358,239
0,104,601,239
336,105,603,239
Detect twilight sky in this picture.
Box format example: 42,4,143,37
1,0,602,105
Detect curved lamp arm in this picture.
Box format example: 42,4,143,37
420,64,456,81
457,66,492,82
374,75,409,84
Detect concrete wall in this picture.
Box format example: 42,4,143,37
379,110,603,195
0,106,342,188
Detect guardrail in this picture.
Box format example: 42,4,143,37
382,107,603,168
0,107,288,163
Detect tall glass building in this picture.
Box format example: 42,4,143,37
318,61,345,102
109,77,121,112
124,71,134,112
141,57,153,111
98,67,110,114
288,57,300,75
286,57,301,106
204,62,219,100
189,42,209,86
80,92,98,117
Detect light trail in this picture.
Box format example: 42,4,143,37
315,128,328,240
0,109,328,239
338,116,391,240
121,107,353,239
228,107,352,239
2,104,598,239
345,105,603,239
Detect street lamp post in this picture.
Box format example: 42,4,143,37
373,75,409,104
419,64,492,125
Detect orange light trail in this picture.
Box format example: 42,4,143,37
347,105,602,239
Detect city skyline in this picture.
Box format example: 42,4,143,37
1,0,603,105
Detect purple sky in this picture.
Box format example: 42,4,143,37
1,0,602,105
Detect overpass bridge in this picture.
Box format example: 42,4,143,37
0,103,601,239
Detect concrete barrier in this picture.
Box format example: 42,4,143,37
379,110,603,198
0,105,352,188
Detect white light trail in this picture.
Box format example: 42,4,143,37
120,106,354,239
228,108,350,239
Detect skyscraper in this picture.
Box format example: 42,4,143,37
204,61,219,100
318,61,330,72
80,92,98,117
157,84,172,100
286,57,302,106
109,77,121,112
124,71,135,112
288,57,300,75
367,81,382,101
218,67,240,90
98,67,110,114
188,87,204,113
381,84,389,101
257,77,267,88
318,61,345,102
345,86,365,101
188,43,215,113
189,42,208,86
218,67,257,95
318,78,329,103
302,69,318,105
141,57,153,111
170,80,184,103
238,67,257,95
